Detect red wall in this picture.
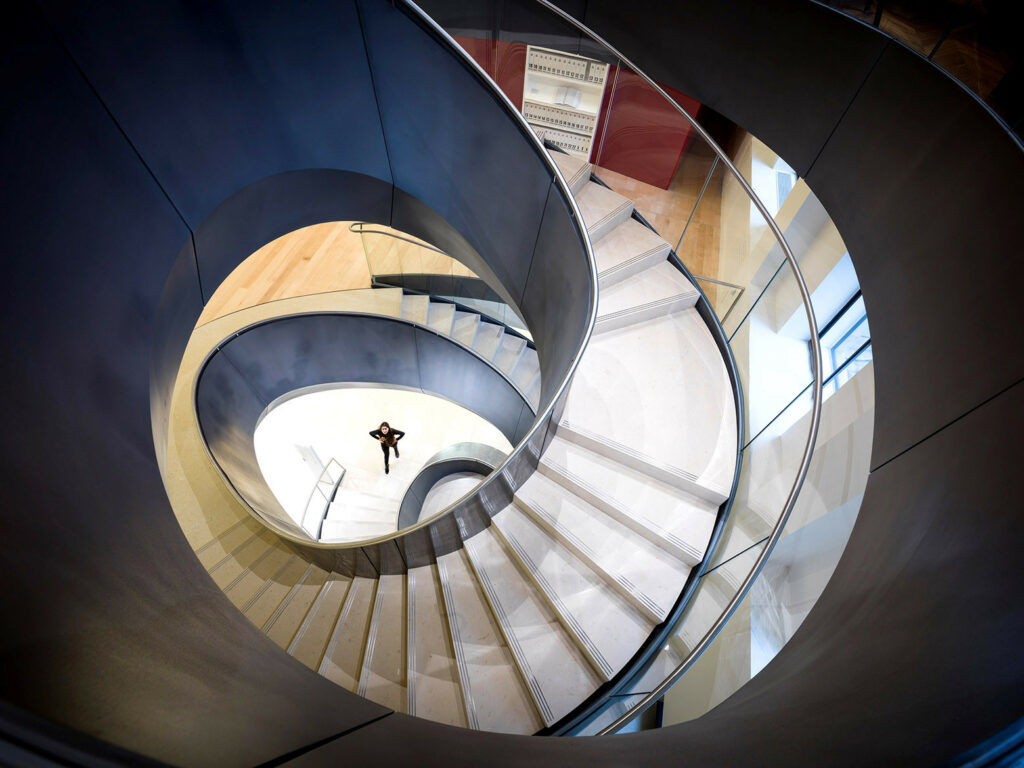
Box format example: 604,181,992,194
455,38,701,190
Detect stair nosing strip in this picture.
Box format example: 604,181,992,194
406,568,418,718
596,293,700,323
515,493,664,622
496,525,614,680
543,461,703,564
263,563,315,633
436,556,481,731
357,578,387,698
465,540,554,725
558,421,725,493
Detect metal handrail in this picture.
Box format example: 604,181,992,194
519,0,822,733
301,457,345,540
347,221,449,256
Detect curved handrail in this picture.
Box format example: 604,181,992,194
301,457,346,540
515,0,822,733
347,221,449,255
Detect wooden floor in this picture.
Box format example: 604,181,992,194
593,138,723,296
199,222,474,325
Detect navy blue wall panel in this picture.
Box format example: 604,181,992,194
36,0,392,229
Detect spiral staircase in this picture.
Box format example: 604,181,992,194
2,0,1021,764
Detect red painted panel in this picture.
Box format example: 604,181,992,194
594,66,702,189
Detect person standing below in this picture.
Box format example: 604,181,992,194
369,421,405,475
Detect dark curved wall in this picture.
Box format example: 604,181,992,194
0,0,590,764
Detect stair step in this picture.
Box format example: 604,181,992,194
197,521,261,570
472,322,504,361
514,472,691,623
426,301,456,335
540,434,718,565
450,311,480,347
319,576,377,691
436,548,543,734
242,556,308,628
208,532,276,590
558,307,737,502
596,261,700,333
353,286,404,317
462,527,601,726
510,347,540,395
358,574,407,712
492,333,527,375
223,544,295,609
401,293,430,325
407,564,468,727
264,564,330,649
287,572,353,671
595,218,673,288
549,150,592,194
576,181,634,242
491,504,655,680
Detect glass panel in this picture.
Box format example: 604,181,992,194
588,59,712,249
729,262,815,443
660,360,874,725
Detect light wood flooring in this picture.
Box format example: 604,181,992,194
198,222,474,326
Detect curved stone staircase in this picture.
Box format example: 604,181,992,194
187,149,738,734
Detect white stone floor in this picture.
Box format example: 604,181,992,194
254,386,512,540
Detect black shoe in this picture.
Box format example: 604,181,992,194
394,449,400,459
385,466,389,474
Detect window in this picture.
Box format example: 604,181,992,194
819,292,872,397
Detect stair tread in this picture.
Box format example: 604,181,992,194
463,528,601,726
242,556,307,628
437,548,543,734
358,574,407,712
264,564,329,649
492,333,527,374
510,347,540,393
472,322,504,360
515,472,691,621
560,307,737,500
491,504,655,680
597,261,699,321
549,150,592,194
320,576,378,691
540,434,718,564
576,181,634,241
223,545,295,609
401,293,430,325
595,218,672,287
451,311,480,347
426,301,456,335
408,564,468,728
288,573,352,671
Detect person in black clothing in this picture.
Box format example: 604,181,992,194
369,421,405,475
